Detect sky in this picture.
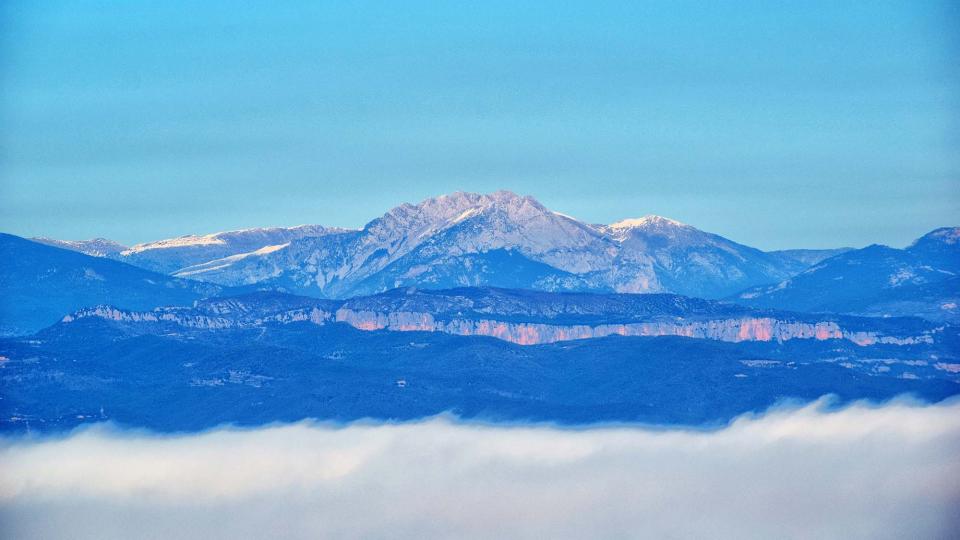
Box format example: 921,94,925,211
0,1,957,249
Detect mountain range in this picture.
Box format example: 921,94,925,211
2,191,958,432
19,190,955,324
34,191,851,299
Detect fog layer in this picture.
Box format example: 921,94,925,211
2,398,958,539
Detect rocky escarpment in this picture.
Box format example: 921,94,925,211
331,309,931,346
61,288,937,347
62,304,334,330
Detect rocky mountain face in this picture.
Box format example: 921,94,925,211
597,216,797,298
733,227,960,322
61,288,941,347
138,191,801,299
172,192,620,295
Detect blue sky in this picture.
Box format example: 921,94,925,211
1,1,957,249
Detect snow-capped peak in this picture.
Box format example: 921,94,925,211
608,215,687,230
368,191,550,234
604,215,729,251
424,190,541,214
345,190,612,278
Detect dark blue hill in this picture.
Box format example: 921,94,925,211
0,233,224,335
2,318,956,433
732,227,960,322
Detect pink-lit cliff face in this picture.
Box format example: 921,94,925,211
329,309,931,347
65,305,933,347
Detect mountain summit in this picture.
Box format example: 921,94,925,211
25,191,816,299
12,195,959,321
37,192,948,304
607,215,689,231
136,191,795,299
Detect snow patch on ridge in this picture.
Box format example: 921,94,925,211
124,235,228,254
609,215,687,230
122,225,342,255
174,243,291,277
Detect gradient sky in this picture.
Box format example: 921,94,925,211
1,1,957,249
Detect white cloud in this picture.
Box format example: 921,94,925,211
1,397,959,540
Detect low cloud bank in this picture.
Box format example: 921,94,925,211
2,398,959,539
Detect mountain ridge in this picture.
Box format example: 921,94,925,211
57,287,942,347
144,191,803,299
733,227,960,322
16,192,958,320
